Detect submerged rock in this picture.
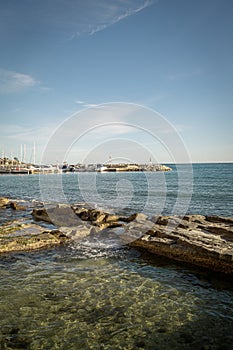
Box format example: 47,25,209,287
0,219,69,253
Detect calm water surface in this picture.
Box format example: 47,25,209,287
0,163,233,349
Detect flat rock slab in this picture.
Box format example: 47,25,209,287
1,198,233,276
130,215,233,275
0,219,68,254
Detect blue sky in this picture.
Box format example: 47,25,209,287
0,0,232,164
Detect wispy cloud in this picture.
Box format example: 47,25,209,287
168,68,204,81
0,122,58,162
39,86,51,92
0,68,39,93
2,123,55,143
1,1,156,43
71,0,155,38
85,123,138,138
75,100,99,108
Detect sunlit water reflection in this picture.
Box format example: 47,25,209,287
0,240,233,350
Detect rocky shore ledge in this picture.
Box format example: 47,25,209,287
0,197,233,275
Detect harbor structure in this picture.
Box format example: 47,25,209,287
0,156,172,174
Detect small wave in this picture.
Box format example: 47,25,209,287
68,235,127,259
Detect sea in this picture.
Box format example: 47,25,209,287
0,163,232,349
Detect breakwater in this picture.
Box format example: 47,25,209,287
0,156,172,174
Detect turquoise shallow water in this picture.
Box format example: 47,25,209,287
0,163,233,349
0,246,233,350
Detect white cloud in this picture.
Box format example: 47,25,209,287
71,0,155,37
114,0,153,22
0,68,39,93
85,122,138,138
1,1,156,42
84,103,99,108
74,100,100,108
1,102,190,164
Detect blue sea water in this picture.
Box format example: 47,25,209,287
0,163,233,349
0,163,232,217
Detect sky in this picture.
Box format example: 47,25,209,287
0,0,232,164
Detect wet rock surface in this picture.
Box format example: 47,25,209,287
9,201,27,210
0,219,69,254
0,197,233,275
130,215,233,275
0,197,10,207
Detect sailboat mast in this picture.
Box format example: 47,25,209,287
33,142,36,165
20,144,23,162
23,144,26,163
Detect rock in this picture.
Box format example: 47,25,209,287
9,202,26,210
206,216,233,225
130,215,233,275
0,219,69,254
151,215,200,229
121,218,154,244
98,221,123,230
74,207,101,222
59,224,96,239
78,209,90,221
133,213,148,222
73,206,121,227
119,213,138,223
72,206,88,215
32,205,82,226
2,198,233,277
0,197,10,207
183,214,206,223
105,214,120,223
94,213,107,225
49,229,68,242
119,213,148,224
32,208,51,223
